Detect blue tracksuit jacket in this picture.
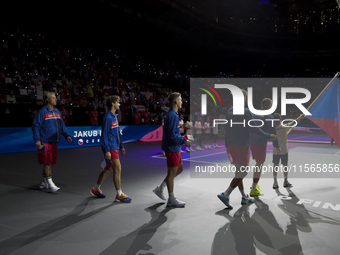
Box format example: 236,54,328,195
251,113,279,148
101,111,124,152
32,105,70,144
162,108,186,152
225,107,271,148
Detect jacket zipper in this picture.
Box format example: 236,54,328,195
53,110,59,142
115,115,120,147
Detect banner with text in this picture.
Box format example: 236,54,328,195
0,125,162,154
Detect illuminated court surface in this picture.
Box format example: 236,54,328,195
0,140,340,255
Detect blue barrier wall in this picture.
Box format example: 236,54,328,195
0,126,161,154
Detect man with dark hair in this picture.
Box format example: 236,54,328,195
217,90,276,209
249,98,280,197
153,92,191,207
33,92,72,192
90,95,132,203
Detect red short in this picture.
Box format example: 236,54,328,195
109,150,120,160
38,143,58,165
229,145,250,166
103,150,119,170
250,144,267,163
165,151,183,168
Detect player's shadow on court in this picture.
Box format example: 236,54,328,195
212,202,276,255
211,190,340,255
0,197,115,255
100,203,179,255
212,197,307,255
276,188,340,232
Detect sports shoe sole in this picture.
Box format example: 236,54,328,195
250,193,264,197
153,188,166,201
115,198,132,203
241,199,255,205
49,187,60,193
217,194,233,209
90,190,106,198
166,202,185,207
39,183,48,189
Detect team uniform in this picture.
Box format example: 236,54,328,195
218,107,272,208
272,119,300,189
185,120,194,152
273,124,292,165
211,123,219,148
179,119,185,136
194,120,203,150
249,113,280,196
32,105,70,192
203,122,211,149
179,119,185,154
185,121,193,136
101,111,124,169
91,111,131,202
32,105,70,165
161,108,187,167
225,108,271,166
154,107,187,207
250,114,279,163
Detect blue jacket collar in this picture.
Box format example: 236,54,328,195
45,105,56,112
169,108,178,115
109,111,118,117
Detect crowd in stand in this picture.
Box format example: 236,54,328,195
0,29,190,126
0,29,336,127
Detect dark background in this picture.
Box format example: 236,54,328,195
2,0,339,76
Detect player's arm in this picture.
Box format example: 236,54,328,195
119,127,125,155
286,113,305,126
118,127,124,150
268,116,280,148
101,115,111,154
169,115,186,145
246,110,276,141
32,110,43,148
59,111,72,143
225,114,230,149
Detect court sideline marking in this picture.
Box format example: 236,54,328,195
151,151,226,160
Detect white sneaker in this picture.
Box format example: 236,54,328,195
153,186,166,200
167,197,186,207
49,184,60,193
39,182,48,189
190,147,195,151
185,148,191,153
180,150,184,154
196,146,203,151
215,144,220,148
